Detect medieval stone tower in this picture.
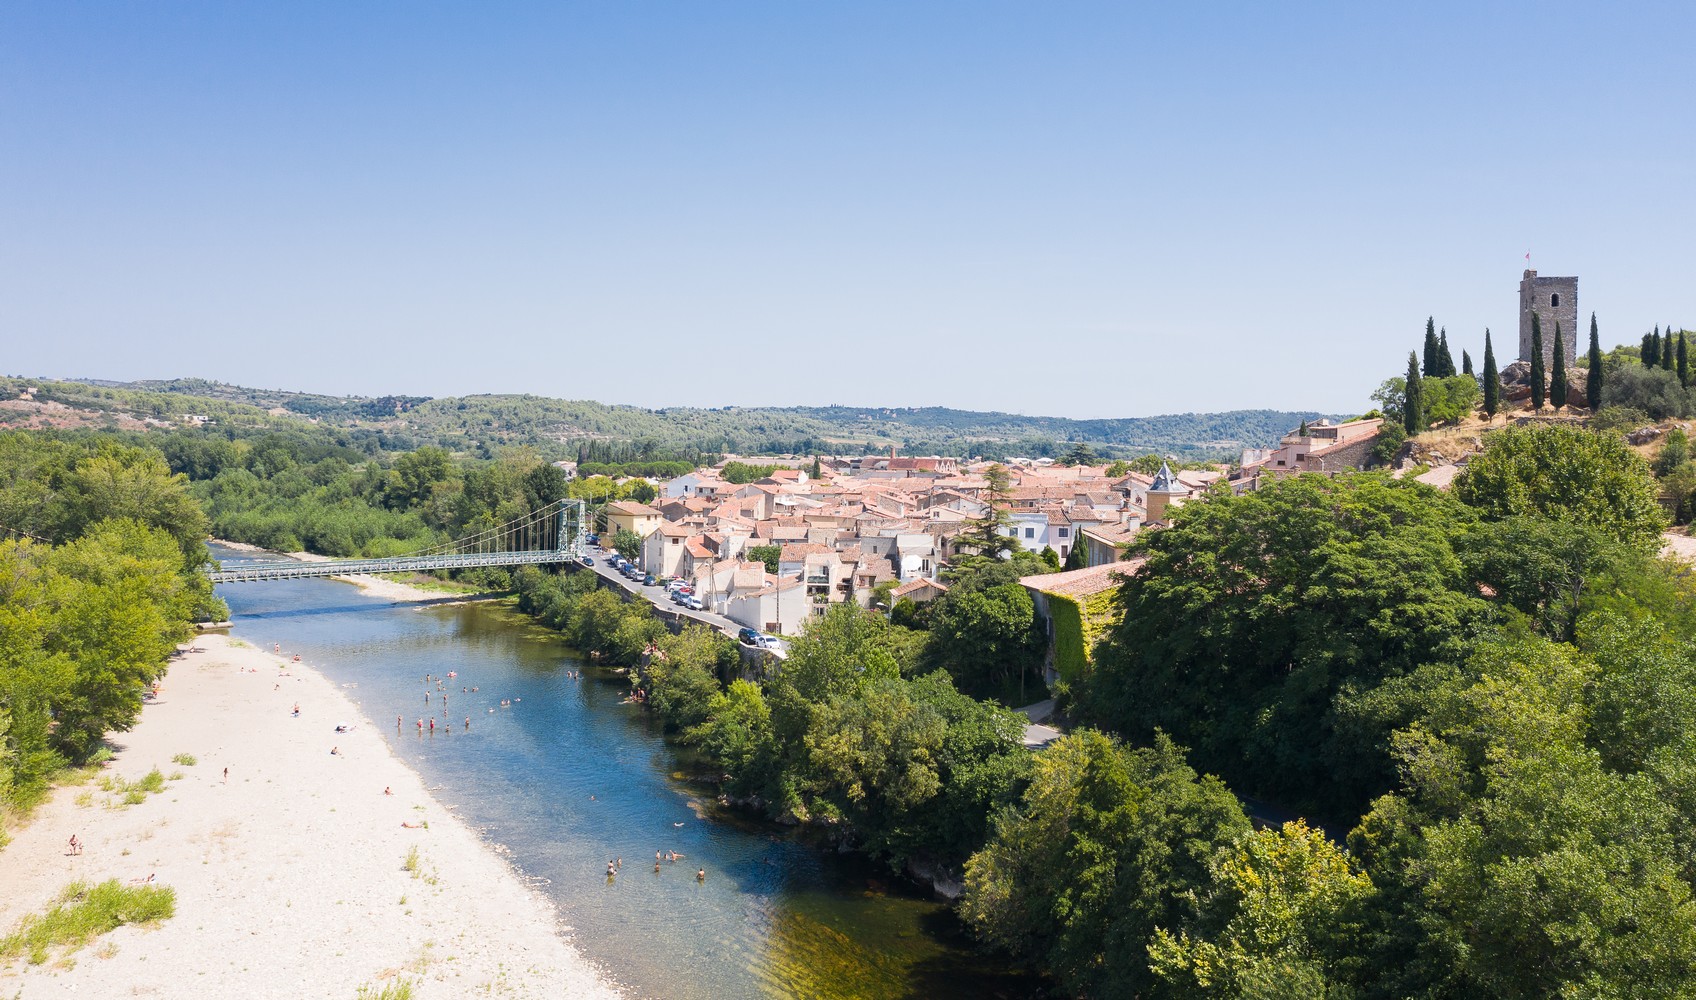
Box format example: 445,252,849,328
1518,269,1578,364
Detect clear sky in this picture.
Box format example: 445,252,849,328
2,2,1691,418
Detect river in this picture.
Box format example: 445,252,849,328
212,550,1040,1000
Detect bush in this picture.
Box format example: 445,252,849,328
0,879,175,965
1603,365,1691,419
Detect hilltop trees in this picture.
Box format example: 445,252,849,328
1680,331,1690,387
1422,318,1439,377
1437,328,1457,377
1462,350,1473,376
1530,313,1547,409
1551,322,1568,410
1403,353,1424,433
1587,314,1605,411
1644,329,1660,368
1482,329,1500,417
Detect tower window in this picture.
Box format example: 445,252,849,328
1551,293,1560,307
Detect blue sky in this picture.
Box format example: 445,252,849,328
3,2,1691,417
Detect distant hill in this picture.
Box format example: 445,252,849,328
1,375,1337,462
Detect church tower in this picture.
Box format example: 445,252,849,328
1145,461,1185,527
1518,269,1578,365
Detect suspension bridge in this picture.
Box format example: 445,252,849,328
207,499,590,584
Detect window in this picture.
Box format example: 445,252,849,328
1057,527,1070,537
1551,293,1560,307
1024,527,1036,539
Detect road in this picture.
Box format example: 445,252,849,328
579,548,786,657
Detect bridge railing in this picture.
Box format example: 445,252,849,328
209,549,579,584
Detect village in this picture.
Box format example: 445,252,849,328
573,411,1388,650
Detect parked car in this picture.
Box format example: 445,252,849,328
754,635,785,650
586,534,600,547
643,574,656,587
581,556,594,566
666,580,688,594
684,596,704,611
737,627,760,645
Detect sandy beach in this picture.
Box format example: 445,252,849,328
0,634,623,999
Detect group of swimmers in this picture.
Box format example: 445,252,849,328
606,853,704,881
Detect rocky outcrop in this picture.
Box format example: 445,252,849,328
1498,360,1589,409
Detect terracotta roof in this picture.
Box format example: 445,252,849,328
892,578,949,598
606,501,662,517
1019,560,1143,599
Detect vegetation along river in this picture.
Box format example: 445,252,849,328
212,548,1039,999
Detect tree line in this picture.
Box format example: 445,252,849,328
1007,423,1694,997
0,432,225,818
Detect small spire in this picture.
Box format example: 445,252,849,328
1150,461,1179,493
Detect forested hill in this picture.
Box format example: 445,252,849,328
8,375,1331,460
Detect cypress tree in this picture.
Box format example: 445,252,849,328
1586,313,1604,411
1462,350,1474,376
1652,327,1664,369
1664,329,1676,371
1530,312,1546,410
1680,331,1690,388
1551,322,1567,410
1644,332,1659,367
1404,351,1424,434
1438,327,1457,377
1482,329,1500,417
1423,318,1439,377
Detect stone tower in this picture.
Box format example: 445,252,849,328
1518,269,1578,364
1145,461,1185,527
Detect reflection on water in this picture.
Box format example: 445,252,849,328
212,551,1040,1000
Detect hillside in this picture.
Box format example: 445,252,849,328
1,375,1332,461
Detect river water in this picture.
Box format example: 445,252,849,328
212,551,1039,1000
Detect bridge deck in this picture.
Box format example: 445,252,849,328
209,550,581,583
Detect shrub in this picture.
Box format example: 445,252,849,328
0,880,175,965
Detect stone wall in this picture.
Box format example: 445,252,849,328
1518,270,1579,365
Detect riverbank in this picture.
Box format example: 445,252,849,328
0,634,623,999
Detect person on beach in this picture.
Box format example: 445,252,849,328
330,746,340,756
428,718,435,734
68,834,80,855
464,717,470,730
655,861,662,873
417,718,423,733
384,787,392,795
607,861,616,877
397,715,402,728
293,704,300,717
274,643,280,654
697,868,706,881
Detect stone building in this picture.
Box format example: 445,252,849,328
1518,269,1578,365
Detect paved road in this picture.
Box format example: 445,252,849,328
580,549,785,655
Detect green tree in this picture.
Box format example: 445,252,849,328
1664,329,1677,370
1454,424,1666,550
747,544,781,575
1062,442,1097,466
1643,330,1660,368
1655,427,1689,477
1482,329,1500,417
1462,350,1473,376
1422,318,1439,377
1148,821,1376,998
1550,322,1567,410
1437,327,1457,377
1530,312,1546,410
961,730,1250,999
923,582,1043,699
1587,313,1605,410
1681,331,1690,388
625,479,657,504
612,529,642,562
1403,352,1424,434
1080,473,1490,813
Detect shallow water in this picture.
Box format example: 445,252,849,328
213,552,1039,1000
